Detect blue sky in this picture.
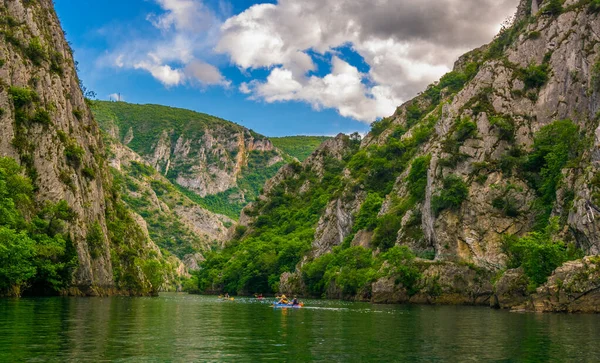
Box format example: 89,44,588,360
53,0,517,137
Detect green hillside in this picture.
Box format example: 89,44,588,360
90,101,307,219
91,101,253,155
271,136,331,161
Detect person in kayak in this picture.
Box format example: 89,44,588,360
277,295,289,304
224,293,230,299
290,296,299,306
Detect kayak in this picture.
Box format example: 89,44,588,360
272,303,303,309
218,297,234,301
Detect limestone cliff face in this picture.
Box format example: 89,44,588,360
241,0,600,310
0,0,169,295
105,137,233,269
93,101,284,202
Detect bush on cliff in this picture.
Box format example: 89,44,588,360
503,219,583,289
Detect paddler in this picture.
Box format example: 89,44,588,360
277,294,289,304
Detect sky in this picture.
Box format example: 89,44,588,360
53,0,519,137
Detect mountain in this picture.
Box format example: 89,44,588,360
270,136,333,162
196,0,600,312
92,101,296,219
91,103,333,277
0,0,182,296
104,136,233,263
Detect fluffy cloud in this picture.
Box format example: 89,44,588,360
110,0,228,88
216,0,519,122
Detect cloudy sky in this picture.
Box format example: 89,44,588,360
54,0,519,136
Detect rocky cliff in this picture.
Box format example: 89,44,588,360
92,101,289,219
198,0,600,312
105,135,233,268
0,0,174,296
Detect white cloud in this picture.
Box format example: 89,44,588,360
99,0,520,123
216,0,519,122
184,60,231,87
134,62,184,86
106,0,229,89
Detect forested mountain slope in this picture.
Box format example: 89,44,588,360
0,0,178,296
196,0,600,312
92,101,292,219
270,136,332,161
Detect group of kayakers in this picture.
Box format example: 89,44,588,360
219,293,303,307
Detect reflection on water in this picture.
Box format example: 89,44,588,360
1,293,600,361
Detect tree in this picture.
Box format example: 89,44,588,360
143,259,165,295
0,227,36,296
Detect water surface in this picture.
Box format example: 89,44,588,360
1,293,600,361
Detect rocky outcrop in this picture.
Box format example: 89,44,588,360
313,194,365,257
491,268,530,309
371,261,493,305
529,256,600,313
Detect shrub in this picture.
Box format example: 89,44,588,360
370,117,393,136
519,63,550,90
353,193,384,232
86,222,104,259
82,166,95,179
590,0,600,13
31,109,51,125
432,175,469,216
592,59,600,92
380,246,421,296
503,220,582,289
492,195,520,217
489,116,515,142
72,109,83,121
25,38,46,66
372,214,402,251
406,155,431,202
524,120,581,209
64,143,85,167
8,86,38,108
542,0,563,16
454,118,477,142
405,103,424,127
49,52,64,75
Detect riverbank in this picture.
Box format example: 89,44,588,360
274,257,600,313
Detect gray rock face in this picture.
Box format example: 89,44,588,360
0,0,186,295
126,124,279,198
313,194,365,257
371,261,494,305
0,0,117,290
529,256,600,313
492,268,530,309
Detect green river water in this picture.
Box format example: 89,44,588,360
1,293,600,362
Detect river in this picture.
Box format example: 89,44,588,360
1,293,600,361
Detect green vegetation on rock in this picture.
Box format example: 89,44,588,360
503,219,583,289
0,157,77,297
271,136,331,161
